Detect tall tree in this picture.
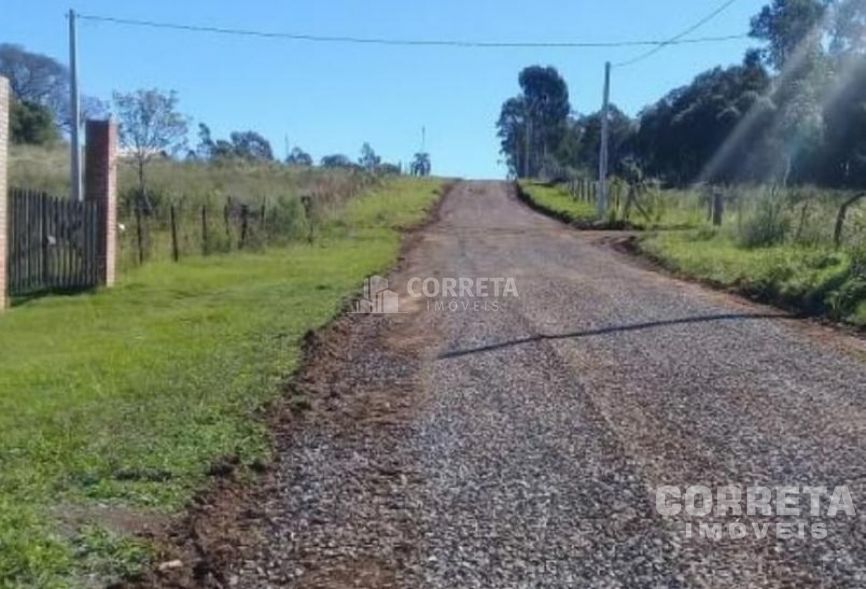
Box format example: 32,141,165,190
0,44,66,104
229,131,274,161
497,66,571,177
113,89,189,206
10,99,58,145
634,53,771,183
320,154,353,168
750,0,828,71
572,105,634,178
0,43,106,131
411,152,432,176
286,146,313,167
196,123,215,159
496,96,529,177
749,0,831,183
359,142,381,171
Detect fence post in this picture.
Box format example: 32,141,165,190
135,206,144,264
0,77,9,311
712,189,724,227
170,205,179,262
223,198,231,246
84,119,118,287
201,205,208,255
239,205,249,249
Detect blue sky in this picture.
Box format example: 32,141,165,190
3,0,767,178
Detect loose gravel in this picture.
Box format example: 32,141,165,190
223,181,866,589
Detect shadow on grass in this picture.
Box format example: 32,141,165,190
11,286,98,308
439,312,798,360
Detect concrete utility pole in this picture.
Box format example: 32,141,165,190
69,9,83,201
597,61,611,218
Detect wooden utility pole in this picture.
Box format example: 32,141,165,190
598,61,611,218
69,9,83,201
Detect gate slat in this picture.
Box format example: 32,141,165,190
24,191,31,291
62,199,69,289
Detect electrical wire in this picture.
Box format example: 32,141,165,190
76,13,748,50
614,0,742,67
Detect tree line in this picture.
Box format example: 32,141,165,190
498,0,866,189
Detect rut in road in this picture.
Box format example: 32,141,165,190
223,181,866,588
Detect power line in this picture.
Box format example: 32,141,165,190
615,0,742,67
76,13,747,50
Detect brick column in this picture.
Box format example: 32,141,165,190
0,77,9,311
84,119,118,287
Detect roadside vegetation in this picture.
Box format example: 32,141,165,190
504,0,866,329
1,38,444,587
0,176,444,587
641,231,866,326
517,181,597,226
9,143,386,270
520,177,866,327
636,185,866,327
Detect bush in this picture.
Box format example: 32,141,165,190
738,195,790,248
828,277,866,320
10,100,58,146
268,195,308,244
694,225,719,241
851,242,866,277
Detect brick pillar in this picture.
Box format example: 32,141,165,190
0,77,9,311
84,119,118,287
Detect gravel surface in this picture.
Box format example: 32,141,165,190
225,181,866,588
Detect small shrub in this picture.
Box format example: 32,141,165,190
738,196,790,248
268,195,307,243
828,277,866,320
851,242,866,277
693,226,719,241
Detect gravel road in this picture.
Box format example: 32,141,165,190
225,181,866,588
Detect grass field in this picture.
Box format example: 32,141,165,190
0,177,444,588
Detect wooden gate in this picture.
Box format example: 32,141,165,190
7,188,102,296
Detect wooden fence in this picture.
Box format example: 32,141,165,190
565,178,600,202
7,188,102,296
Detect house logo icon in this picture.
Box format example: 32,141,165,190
353,275,400,314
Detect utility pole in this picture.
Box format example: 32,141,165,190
69,9,82,201
597,61,611,218
524,112,531,179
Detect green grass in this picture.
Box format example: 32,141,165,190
518,181,598,225
640,230,866,326
0,177,444,588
